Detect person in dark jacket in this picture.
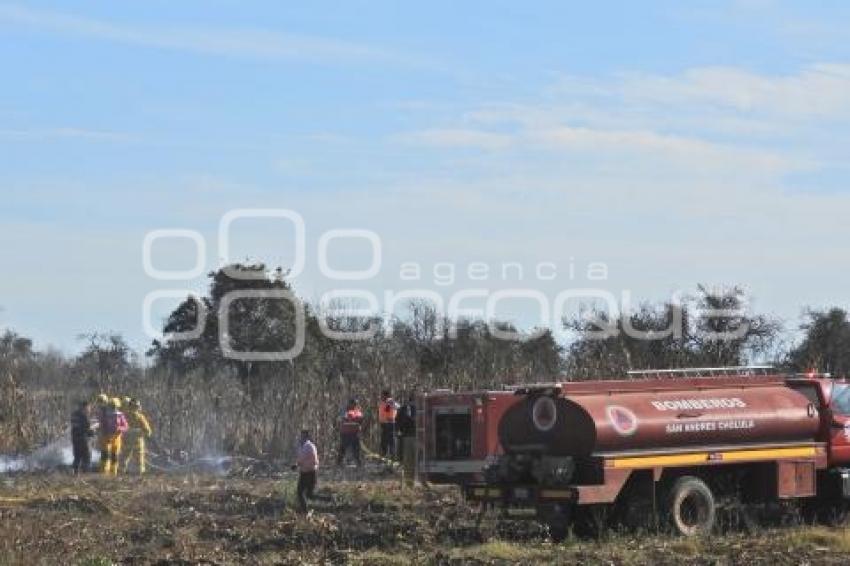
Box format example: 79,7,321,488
395,393,417,486
70,400,94,474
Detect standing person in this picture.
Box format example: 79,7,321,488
294,429,319,514
123,399,153,475
378,390,399,459
101,397,129,475
337,399,363,467
94,393,111,472
70,400,94,474
395,393,417,486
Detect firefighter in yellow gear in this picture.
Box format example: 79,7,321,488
122,399,153,475
101,397,128,475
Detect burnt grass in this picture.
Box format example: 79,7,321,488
2,472,850,565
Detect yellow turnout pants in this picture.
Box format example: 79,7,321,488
102,434,122,475
97,435,110,472
123,434,147,475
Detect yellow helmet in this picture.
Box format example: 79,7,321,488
123,396,133,407
96,393,109,404
111,397,122,409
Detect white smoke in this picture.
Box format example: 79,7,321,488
0,455,25,473
0,437,100,473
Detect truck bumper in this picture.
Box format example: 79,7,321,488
464,484,576,504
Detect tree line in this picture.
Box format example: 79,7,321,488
2,265,848,459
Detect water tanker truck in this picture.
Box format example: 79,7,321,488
420,367,850,539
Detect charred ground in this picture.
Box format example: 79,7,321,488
2,471,850,565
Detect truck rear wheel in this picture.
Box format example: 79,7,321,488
665,476,716,536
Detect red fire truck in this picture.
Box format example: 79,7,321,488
419,368,850,539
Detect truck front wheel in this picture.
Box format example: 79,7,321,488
538,503,571,543
665,476,716,536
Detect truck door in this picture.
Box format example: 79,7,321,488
828,384,850,465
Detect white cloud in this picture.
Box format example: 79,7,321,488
395,121,797,176
528,125,794,174
0,3,416,66
544,63,850,139
615,64,850,120
0,127,133,142
392,63,850,182
395,128,513,150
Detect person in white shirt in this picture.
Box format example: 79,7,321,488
294,429,319,514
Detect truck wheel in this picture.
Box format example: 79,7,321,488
572,505,610,538
538,504,571,543
665,476,716,536
548,520,569,543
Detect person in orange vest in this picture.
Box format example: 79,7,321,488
337,399,363,467
378,390,399,459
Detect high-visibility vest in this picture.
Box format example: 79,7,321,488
378,399,398,424
340,409,363,435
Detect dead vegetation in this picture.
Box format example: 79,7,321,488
2,472,850,565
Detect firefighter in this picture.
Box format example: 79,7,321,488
94,393,111,472
101,397,128,475
123,399,153,475
395,392,417,486
337,399,363,467
70,399,94,474
293,429,319,514
378,390,399,459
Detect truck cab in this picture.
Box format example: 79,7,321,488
787,375,850,465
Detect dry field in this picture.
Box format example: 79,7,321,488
2,471,850,565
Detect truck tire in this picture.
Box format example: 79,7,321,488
572,505,609,538
665,476,716,536
548,520,569,543
538,503,572,543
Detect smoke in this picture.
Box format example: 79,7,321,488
0,455,25,473
194,455,233,476
0,437,100,473
0,439,266,477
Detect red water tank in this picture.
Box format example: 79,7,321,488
498,377,820,456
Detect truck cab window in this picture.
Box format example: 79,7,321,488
791,383,820,406
832,385,850,416
434,412,472,460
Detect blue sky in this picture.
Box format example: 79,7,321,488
1,1,849,355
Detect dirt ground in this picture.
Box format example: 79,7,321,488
2,470,850,565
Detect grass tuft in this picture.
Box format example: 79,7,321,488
352,549,413,565
451,540,554,562
785,526,850,552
